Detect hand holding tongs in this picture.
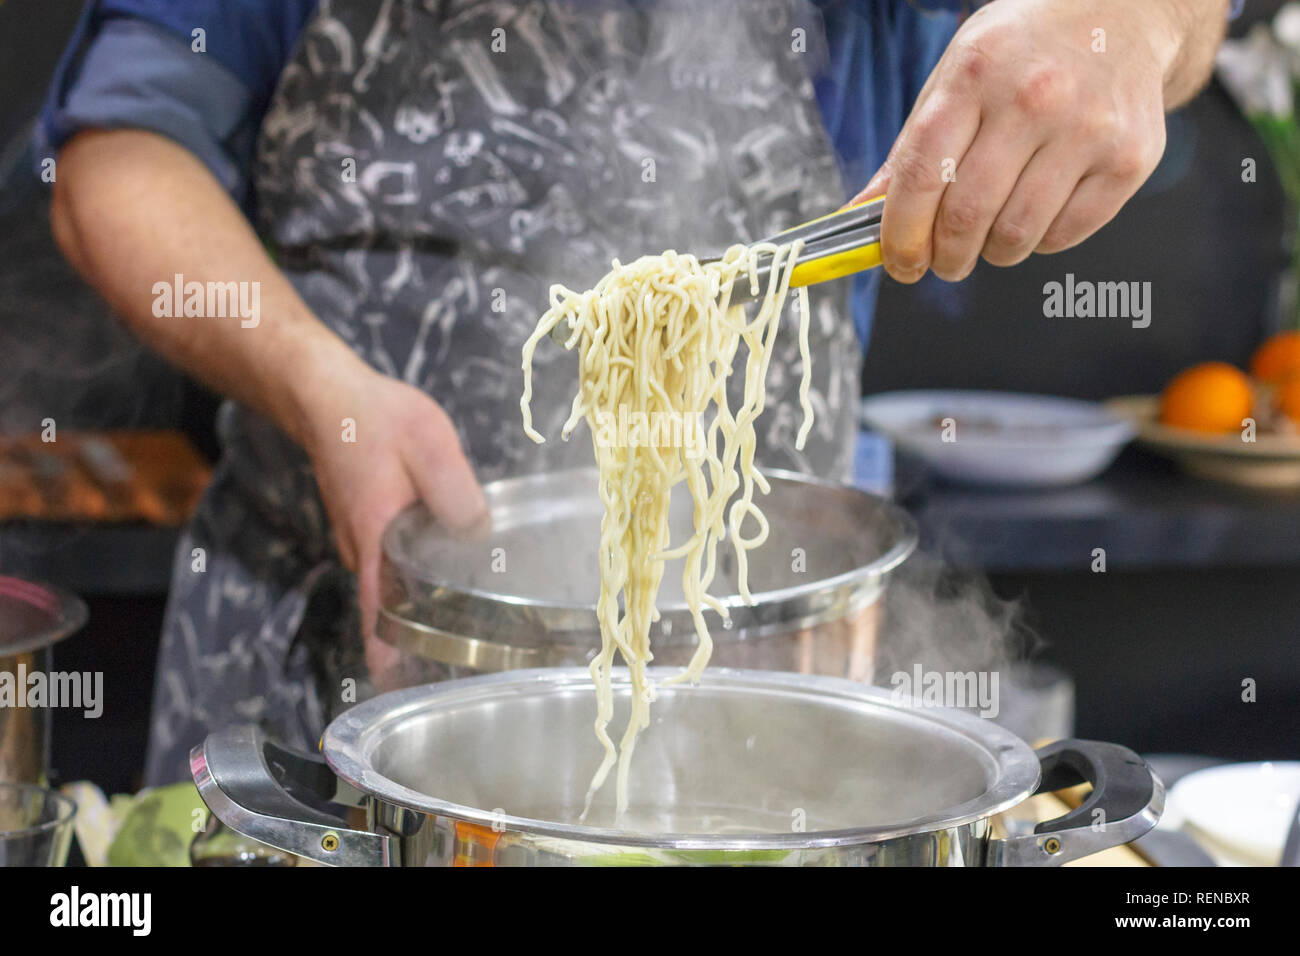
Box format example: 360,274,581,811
549,197,883,343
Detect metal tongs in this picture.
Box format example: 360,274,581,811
550,197,883,343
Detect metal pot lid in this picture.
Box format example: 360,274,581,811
380,467,917,646
0,575,87,656
322,668,1041,850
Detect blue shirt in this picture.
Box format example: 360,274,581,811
37,0,968,345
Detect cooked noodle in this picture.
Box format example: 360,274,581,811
520,241,811,819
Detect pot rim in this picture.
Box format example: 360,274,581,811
0,783,78,839
379,468,920,647
0,575,88,656
323,668,1042,850
380,466,917,621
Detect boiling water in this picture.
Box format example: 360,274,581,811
518,802,837,835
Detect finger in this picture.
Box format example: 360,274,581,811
332,529,357,571
406,418,489,531
356,533,382,644
363,630,403,692
930,118,1043,281
325,495,360,571
355,519,406,686
981,145,1090,267
877,93,982,283
1035,169,1142,256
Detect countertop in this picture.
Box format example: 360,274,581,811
8,439,1300,597
879,445,1300,573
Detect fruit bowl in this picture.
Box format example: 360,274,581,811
1106,395,1300,488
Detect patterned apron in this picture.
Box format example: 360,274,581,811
144,0,860,785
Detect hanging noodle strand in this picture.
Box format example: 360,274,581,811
520,241,811,820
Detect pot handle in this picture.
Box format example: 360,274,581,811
990,739,1165,867
190,725,390,867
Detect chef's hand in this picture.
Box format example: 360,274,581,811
299,356,487,683
852,0,1228,283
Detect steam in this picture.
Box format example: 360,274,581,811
0,195,181,435
875,549,1039,681
873,548,1074,742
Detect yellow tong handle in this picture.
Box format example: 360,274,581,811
777,197,885,290
789,242,883,289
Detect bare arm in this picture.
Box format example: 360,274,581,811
52,128,485,675
51,128,347,448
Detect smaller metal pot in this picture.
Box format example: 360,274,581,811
378,468,916,680
0,576,87,786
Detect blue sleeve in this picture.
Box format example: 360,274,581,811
814,0,960,202
35,0,317,210
86,0,319,105
813,0,960,348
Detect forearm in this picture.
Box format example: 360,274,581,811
50,128,366,448
1149,0,1232,108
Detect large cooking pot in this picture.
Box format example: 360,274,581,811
379,468,916,681
0,575,87,785
191,669,1162,866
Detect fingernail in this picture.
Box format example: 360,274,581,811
448,480,490,531
850,186,885,208
887,260,926,284
847,171,888,210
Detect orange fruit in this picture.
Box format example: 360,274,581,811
1250,332,1300,383
1159,362,1254,432
1276,375,1300,426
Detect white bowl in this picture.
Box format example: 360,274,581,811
860,390,1134,489
1168,761,1300,866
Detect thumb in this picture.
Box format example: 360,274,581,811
357,540,382,644
363,631,404,693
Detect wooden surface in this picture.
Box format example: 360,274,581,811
0,430,210,525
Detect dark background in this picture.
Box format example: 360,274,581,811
1,1,1296,794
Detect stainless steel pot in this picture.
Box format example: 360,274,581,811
379,468,916,680
0,575,87,785
191,668,1163,866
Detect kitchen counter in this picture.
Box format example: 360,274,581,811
8,441,1300,597
863,441,1300,573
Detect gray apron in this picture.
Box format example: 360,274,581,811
144,0,860,785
